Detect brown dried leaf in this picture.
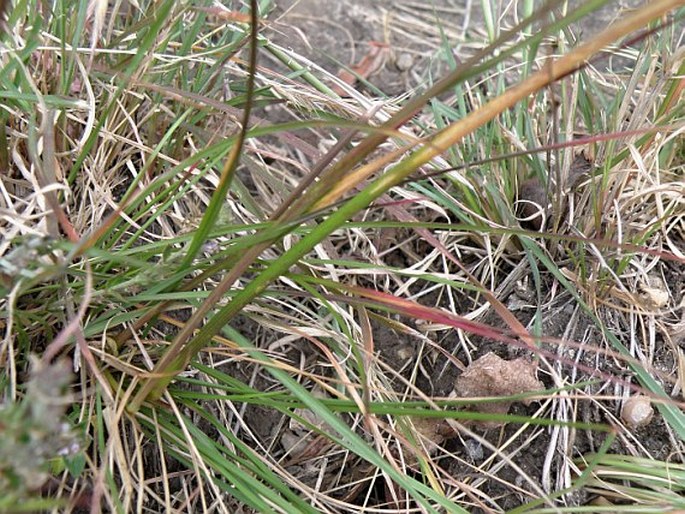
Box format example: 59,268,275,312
193,6,267,25
454,352,544,427
397,417,458,468
408,417,454,454
638,274,670,309
333,41,390,96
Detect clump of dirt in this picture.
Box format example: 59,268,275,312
455,352,545,427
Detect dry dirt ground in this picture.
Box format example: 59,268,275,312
268,0,646,96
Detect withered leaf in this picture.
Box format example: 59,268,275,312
332,41,390,96
454,352,544,427
407,417,455,454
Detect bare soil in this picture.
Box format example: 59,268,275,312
268,0,648,97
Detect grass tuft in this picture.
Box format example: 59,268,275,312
1,0,684,511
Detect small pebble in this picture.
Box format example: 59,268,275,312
464,438,483,461
395,53,414,71
396,344,414,361
621,395,654,428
